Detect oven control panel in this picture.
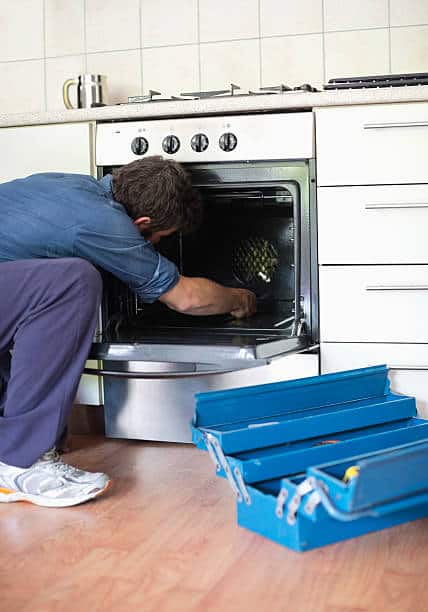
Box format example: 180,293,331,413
96,113,314,165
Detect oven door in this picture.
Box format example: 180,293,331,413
87,161,318,380
87,333,312,379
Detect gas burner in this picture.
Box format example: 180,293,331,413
260,84,292,93
250,83,319,95
294,83,319,92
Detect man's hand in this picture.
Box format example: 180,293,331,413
159,275,257,318
229,288,257,319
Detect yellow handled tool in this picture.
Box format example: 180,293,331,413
343,465,360,483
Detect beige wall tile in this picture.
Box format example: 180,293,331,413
200,39,260,90
46,55,86,110
199,0,259,42
325,29,390,80
260,0,323,37
324,0,388,31
391,0,428,26
86,0,140,53
0,60,45,113
0,0,44,61
141,0,198,47
142,45,199,96
45,0,85,57
391,25,428,72
261,34,324,89
3,0,428,115
86,50,141,104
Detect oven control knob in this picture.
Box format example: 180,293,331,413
191,133,209,152
162,135,180,154
219,132,237,152
131,136,149,156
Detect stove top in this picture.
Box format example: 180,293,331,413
117,73,428,107
125,83,319,104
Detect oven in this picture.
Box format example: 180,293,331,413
88,112,319,442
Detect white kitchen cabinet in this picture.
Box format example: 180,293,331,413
0,122,95,183
0,121,102,405
316,100,428,414
318,185,428,264
319,265,428,343
316,102,428,186
321,343,428,418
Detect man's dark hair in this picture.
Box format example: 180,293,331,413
112,156,202,234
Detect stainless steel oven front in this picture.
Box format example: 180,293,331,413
89,113,319,442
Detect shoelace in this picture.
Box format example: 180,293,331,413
36,449,80,475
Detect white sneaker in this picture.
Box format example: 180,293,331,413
0,449,111,507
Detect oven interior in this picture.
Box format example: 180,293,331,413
100,166,308,345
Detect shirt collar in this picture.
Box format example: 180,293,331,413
99,174,114,197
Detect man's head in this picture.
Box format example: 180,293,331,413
112,156,202,243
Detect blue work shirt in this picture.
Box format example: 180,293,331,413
0,173,179,302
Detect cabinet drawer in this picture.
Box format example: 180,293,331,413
318,185,428,264
316,102,428,186
321,342,428,417
320,265,428,342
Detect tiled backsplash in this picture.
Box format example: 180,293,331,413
0,0,428,114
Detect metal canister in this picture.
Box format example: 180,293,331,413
63,74,108,109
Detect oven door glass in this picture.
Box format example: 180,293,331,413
90,168,315,372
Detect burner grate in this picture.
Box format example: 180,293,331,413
123,82,319,104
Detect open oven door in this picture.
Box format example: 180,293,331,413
87,322,317,380
86,327,319,443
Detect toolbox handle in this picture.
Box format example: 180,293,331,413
312,479,428,522
312,480,376,522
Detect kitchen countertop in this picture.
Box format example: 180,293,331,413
2,85,428,128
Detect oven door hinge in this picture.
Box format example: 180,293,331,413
292,315,307,337
203,432,251,505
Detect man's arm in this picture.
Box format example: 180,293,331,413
159,275,257,318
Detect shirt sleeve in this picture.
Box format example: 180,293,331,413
73,225,179,303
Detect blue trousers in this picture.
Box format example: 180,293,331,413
0,258,102,468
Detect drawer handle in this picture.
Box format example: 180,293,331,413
365,202,428,210
366,285,428,291
389,365,428,371
363,121,428,129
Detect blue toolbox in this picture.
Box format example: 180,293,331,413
192,365,428,552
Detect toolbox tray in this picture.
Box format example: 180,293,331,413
192,365,428,551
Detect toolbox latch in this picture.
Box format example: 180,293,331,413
203,433,251,505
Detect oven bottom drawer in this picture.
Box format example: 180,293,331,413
104,354,318,442
321,342,428,418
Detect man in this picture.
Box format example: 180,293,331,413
0,156,256,508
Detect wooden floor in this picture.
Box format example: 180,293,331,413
1,435,428,612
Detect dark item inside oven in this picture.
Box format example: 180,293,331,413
101,179,301,344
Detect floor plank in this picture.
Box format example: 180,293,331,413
1,435,428,612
